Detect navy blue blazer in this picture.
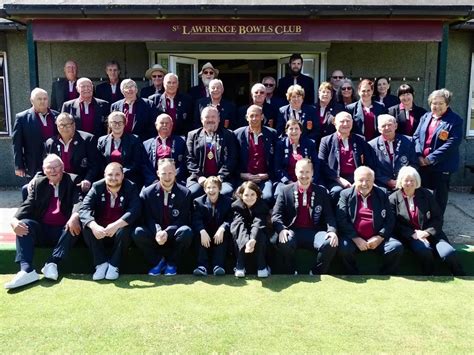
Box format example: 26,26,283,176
413,108,462,173
193,194,233,234
110,98,155,141
277,104,320,142
274,136,320,184
389,188,446,244
140,181,192,236
272,182,337,234
236,103,278,129
336,185,394,241
186,127,237,183
276,74,315,105
140,85,164,99
97,133,145,185
388,104,427,136
315,101,345,141
95,81,124,106
345,100,387,139
368,134,418,187
12,107,59,177
194,97,237,130
45,130,99,183
79,178,141,227
233,126,277,180
266,96,288,112
318,132,375,184
230,198,269,249
142,135,188,185
61,97,110,137
16,173,81,222
51,78,79,111
373,94,399,109
148,93,193,137
188,82,207,103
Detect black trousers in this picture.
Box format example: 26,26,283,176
83,225,131,268
234,229,268,271
419,166,450,216
195,230,230,270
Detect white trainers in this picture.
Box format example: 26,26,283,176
92,262,109,281
234,268,246,278
257,267,269,278
41,263,58,281
4,270,39,289
105,265,119,280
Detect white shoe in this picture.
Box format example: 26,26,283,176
92,262,109,281
105,265,119,280
234,268,246,278
4,270,39,289
257,267,269,278
41,263,58,281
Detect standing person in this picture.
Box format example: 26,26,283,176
45,112,99,194
272,159,338,275
346,79,387,141
133,159,193,276
148,73,193,136
337,166,404,275
389,166,464,276
336,79,358,107
231,181,270,278
80,162,141,281
95,60,124,105
140,64,167,99
51,60,79,111
13,88,59,179
388,84,427,136
368,114,417,192
188,62,218,103
234,105,277,205
373,77,399,108
61,77,110,137
329,69,345,102
186,106,237,199
192,176,233,276
262,76,287,111
110,79,155,141
277,53,315,105
413,88,462,215
237,83,279,129
315,82,344,141
5,155,82,289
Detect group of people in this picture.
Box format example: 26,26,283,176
6,53,465,289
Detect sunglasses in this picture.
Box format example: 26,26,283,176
332,76,344,79
263,83,275,87
341,87,352,91
203,70,214,75
152,74,163,79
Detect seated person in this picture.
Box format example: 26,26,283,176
369,114,417,192
318,111,375,202
80,162,141,281
274,119,319,196
5,154,81,289
389,166,464,276
186,106,237,199
237,83,278,129
272,159,338,275
192,176,233,276
234,105,277,205
231,181,270,278
133,159,193,276
336,166,404,275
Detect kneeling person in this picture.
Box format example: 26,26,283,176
5,154,81,289
272,159,338,275
80,162,141,281
133,159,193,276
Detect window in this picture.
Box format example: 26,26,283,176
467,53,474,137
0,52,11,135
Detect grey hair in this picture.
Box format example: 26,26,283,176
395,166,421,190
428,88,452,106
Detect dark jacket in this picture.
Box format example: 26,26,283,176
194,97,237,130
388,104,427,136
237,103,279,129
315,101,345,142
193,194,233,234
277,104,319,142
61,97,110,137
149,92,193,136
110,98,155,141
51,78,79,111
230,198,269,249
276,73,315,105
345,100,387,138
95,80,124,105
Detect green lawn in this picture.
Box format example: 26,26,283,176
1,275,473,353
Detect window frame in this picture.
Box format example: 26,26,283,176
467,52,474,137
0,51,11,136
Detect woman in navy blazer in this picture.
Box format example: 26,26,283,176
389,166,464,275
315,82,344,143
373,77,399,109
388,83,427,136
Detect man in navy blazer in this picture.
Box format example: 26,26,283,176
142,113,187,186
51,60,79,111
188,62,218,103
276,54,315,105
336,166,403,275
140,64,167,99
148,73,193,137
61,77,110,137
413,89,462,215
95,60,124,105
368,114,418,191
272,159,339,275
13,88,59,179
186,106,237,199
234,105,277,205
110,79,155,141
237,83,279,129
262,76,287,111
133,159,193,276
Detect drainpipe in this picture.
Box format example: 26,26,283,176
436,22,449,89
26,21,38,90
